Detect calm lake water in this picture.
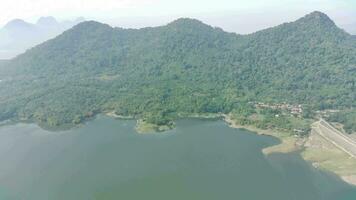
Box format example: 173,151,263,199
0,115,355,200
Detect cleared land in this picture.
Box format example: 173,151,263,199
312,119,356,158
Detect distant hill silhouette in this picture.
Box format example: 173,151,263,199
0,17,84,59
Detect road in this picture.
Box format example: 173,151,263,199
312,119,356,158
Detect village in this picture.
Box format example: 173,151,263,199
252,102,303,116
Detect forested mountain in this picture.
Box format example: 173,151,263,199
0,17,84,59
0,11,355,131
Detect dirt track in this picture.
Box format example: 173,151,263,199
312,119,356,158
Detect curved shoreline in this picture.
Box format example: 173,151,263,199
104,111,356,186
2,112,356,186
222,113,356,186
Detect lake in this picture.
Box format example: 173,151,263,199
0,115,355,200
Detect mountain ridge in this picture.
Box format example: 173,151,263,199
0,16,85,59
1,11,355,132
3,19,35,30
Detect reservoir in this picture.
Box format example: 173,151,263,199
0,115,355,199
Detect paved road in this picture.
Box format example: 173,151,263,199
312,119,356,158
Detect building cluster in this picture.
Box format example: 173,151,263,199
253,102,303,116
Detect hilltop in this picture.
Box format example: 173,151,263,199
0,11,355,132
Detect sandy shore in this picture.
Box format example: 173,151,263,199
342,175,356,186
104,111,356,186
303,130,356,186
224,113,356,186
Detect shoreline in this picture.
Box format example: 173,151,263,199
135,119,174,134
222,113,356,186
342,175,356,186
105,111,134,119
4,111,356,186
222,114,303,154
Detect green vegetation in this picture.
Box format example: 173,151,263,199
230,104,312,136
328,110,356,134
136,119,175,133
0,11,355,133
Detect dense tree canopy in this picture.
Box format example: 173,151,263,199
0,11,355,132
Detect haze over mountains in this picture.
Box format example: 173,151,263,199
0,11,355,131
0,17,84,59
346,22,356,35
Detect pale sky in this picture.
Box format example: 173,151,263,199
1,0,356,34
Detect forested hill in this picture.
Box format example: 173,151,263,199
0,11,355,130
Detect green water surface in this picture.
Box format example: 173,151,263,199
0,116,355,200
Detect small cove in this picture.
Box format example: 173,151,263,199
0,115,355,200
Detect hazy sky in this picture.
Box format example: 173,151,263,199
1,0,356,34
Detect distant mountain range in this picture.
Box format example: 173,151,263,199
0,16,84,59
0,11,355,132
